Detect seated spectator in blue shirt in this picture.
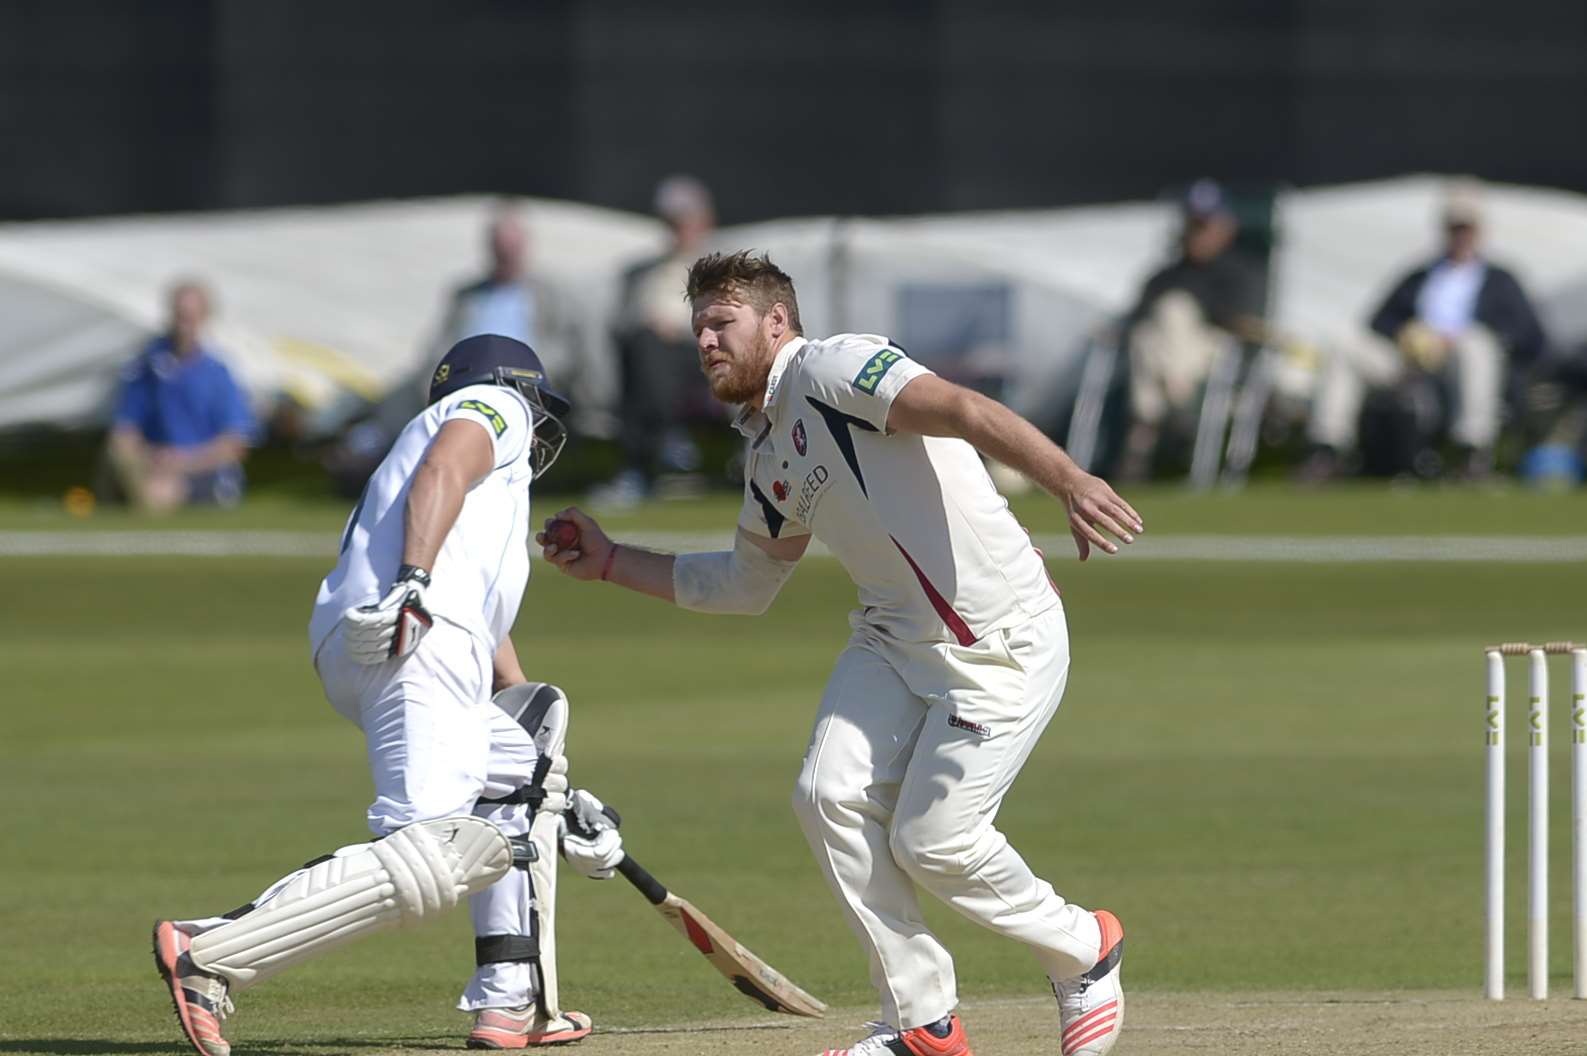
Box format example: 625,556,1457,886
105,280,256,511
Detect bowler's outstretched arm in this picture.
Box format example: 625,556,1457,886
885,373,1142,561
537,508,808,612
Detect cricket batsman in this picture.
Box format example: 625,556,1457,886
541,253,1140,1056
153,335,626,1055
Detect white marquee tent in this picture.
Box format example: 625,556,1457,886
0,197,665,435
0,176,1582,437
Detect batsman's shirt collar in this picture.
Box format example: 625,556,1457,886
731,336,806,443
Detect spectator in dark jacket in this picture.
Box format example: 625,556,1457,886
1303,181,1546,480
1117,180,1265,480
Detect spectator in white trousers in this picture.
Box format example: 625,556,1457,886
1301,182,1547,481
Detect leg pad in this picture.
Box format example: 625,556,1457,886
190,817,511,990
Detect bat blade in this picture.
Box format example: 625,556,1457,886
654,894,828,1018
617,854,826,1018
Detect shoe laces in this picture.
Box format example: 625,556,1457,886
196,974,235,1019
1051,972,1092,1006
846,1022,901,1055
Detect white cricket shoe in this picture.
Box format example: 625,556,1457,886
467,1005,593,1048
1051,909,1124,1056
153,920,235,1056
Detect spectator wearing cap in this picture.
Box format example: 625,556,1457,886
591,175,718,507
1301,181,1547,481
103,279,255,512
1116,180,1265,481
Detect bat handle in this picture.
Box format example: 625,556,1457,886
616,854,669,905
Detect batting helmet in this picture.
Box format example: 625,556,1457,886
428,334,571,477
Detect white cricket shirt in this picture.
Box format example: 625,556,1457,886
310,383,536,658
1417,259,1486,338
734,334,1058,645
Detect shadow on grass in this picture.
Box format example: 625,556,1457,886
0,1046,183,1055
0,1041,457,1055
0,1023,804,1055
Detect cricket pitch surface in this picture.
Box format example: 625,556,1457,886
562,991,1587,1055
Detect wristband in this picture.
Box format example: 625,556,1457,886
396,564,432,587
599,545,620,582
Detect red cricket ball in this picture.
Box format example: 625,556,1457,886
545,519,580,550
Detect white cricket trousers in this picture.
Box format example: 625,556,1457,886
314,618,542,1011
792,604,1103,1030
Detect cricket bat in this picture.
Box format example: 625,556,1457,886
615,853,828,1018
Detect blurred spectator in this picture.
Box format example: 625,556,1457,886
1300,181,1547,481
590,175,718,506
1117,180,1264,480
324,204,584,495
102,279,254,512
431,204,585,370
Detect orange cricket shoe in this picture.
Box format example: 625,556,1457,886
816,1013,973,1055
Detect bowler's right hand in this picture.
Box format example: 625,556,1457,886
536,506,614,581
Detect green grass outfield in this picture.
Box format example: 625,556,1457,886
2,483,1586,1052
4,480,1587,534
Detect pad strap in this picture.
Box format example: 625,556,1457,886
475,933,538,965
508,835,538,868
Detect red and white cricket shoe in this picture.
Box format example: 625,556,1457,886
467,1005,593,1048
1052,909,1125,1056
152,920,234,1056
816,1014,973,1056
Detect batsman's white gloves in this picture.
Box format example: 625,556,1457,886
559,789,624,880
344,565,434,664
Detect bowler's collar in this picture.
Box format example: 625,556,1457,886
760,336,806,423
731,336,805,444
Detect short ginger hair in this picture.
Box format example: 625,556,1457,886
685,251,802,334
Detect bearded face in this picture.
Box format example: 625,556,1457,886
691,296,778,406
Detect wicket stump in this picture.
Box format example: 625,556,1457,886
1483,641,1587,1000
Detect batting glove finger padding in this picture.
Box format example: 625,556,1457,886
539,755,570,816
565,789,615,834
343,566,433,664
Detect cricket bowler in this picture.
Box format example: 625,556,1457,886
542,253,1140,1056
152,335,626,1055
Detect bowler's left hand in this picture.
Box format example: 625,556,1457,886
1064,473,1142,561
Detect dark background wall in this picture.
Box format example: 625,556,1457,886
2,0,1584,222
